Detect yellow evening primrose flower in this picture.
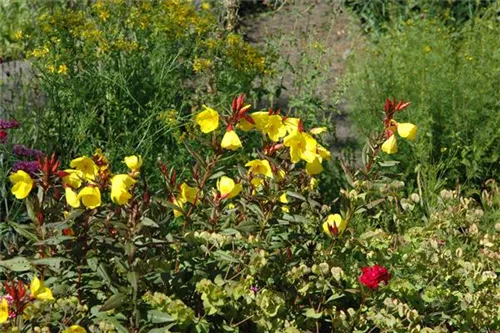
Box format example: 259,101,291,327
250,111,270,132
195,105,219,133
397,123,418,141
283,132,317,163
0,298,8,323
217,176,242,199
306,157,324,176
310,127,327,135
322,214,346,237
62,169,84,189
30,277,54,301
317,144,331,160
180,183,198,204
65,187,81,208
284,117,300,134
381,134,398,154
9,170,34,199
309,177,318,190
265,115,287,141
221,130,242,150
123,155,143,171
279,193,288,204
245,159,273,178
77,186,101,209
237,117,255,132
110,174,136,205
70,156,98,181
63,325,87,333
172,197,184,217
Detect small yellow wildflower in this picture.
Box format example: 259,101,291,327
110,175,136,205
77,186,101,209
65,187,81,208
172,197,184,217
265,115,287,142
0,298,8,323
306,157,324,176
30,277,54,301
221,130,242,150
123,155,143,171
196,106,219,133
217,176,242,199
250,112,270,132
283,117,300,134
279,193,288,204
237,117,255,132
9,170,34,199
70,156,99,181
397,123,418,141
62,170,84,189
63,325,87,333
179,183,199,204
57,64,68,75
381,134,398,154
323,214,346,237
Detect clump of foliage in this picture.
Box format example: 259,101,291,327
345,3,500,190
23,0,274,178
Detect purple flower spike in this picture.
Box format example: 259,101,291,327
12,144,44,158
0,119,20,130
12,160,40,176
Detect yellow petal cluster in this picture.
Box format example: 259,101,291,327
265,115,287,142
9,170,34,199
322,214,347,237
70,156,98,181
0,298,8,323
221,130,242,150
196,105,219,133
77,186,101,209
30,277,54,301
382,122,417,155
217,176,242,199
111,174,136,205
123,155,143,171
180,183,199,204
381,134,398,154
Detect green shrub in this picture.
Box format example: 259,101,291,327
345,4,500,190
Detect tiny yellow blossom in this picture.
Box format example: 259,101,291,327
30,277,54,301
397,123,418,141
279,193,288,204
221,130,242,150
217,176,242,199
123,155,143,171
9,170,34,199
265,115,287,141
306,157,324,175
309,177,318,190
381,134,398,154
179,183,199,204
77,186,101,209
62,169,84,189
57,64,68,75
323,214,346,237
196,106,219,133
63,325,87,333
70,156,98,181
0,298,8,323
65,187,81,208
111,174,136,205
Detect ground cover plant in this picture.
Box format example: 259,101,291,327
1,0,500,332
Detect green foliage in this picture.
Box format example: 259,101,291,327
345,4,500,190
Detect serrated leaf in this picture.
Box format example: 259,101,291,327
99,293,127,312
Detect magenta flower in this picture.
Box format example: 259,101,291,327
0,119,20,130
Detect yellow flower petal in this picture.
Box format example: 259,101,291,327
180,183,199,204
397,123,418,141
77,186,101,209
250,111,269,132
237,118,255,132
65,187,81,208
62,325,87,333
70,156,98,181
265,115,287,142
0,298,8,323
306,157,324,175
323,214,346,237
62,169,83,189
217,176,242,199
381,134,398,154
30,277,54,301
221,130,242,150
111,175,136,205
195,106,219,133
245,159,273,178
284,117,300,135
123,155,143,171
310,127,327,135
9,170,34,199
279,193,288,204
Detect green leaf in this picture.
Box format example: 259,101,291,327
31,257,70,271
0,257,31,272
304,308,322,318
208,171,226,180
286,191,306,201
213,250,241,264
99,293,128,312
34,236,74,246
235,220,257,233
9,222,38,242
378,160,400,167
139,217,159,228
147,310,174,324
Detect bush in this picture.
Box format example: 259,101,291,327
344,4,500,190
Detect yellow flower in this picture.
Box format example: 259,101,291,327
172,197,184,217
283,117,300,134
196,106,219,133
57,64,68,75
283,132,317,163
245,159,273,178
310,127,327,135
306,157,324,175
279,193,288,204
111,175,136,205
317,144,331,160
65,187,81,208
30,277,54,301
217,176,242,199
381,134,398,154
70,156,99,181
77,186,101,209
63,325,86,333
221,130,242,150
397,123,418,141
62,169,84,189
0,298,8,323
201,2,211,10
123,155,143,171
322,214,346,237
265,115,287,141
237,117,255,132
9,170,34,199
180,183,199,204
309,177,318,190
250,111,269,132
